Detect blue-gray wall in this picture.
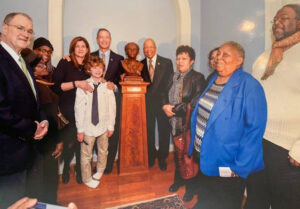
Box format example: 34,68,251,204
1,0,265,75
198,0,265,76
0,0,48,44
63,0,177,64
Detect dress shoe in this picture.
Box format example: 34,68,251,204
62,172,70,184
183,191,194,202
84,179,100,189
169,183,180,192
76,173,82,184
92,172,103,180
158,159,167,171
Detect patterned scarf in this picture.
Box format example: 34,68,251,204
261,30,300,80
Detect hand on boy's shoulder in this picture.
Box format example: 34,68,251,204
76,80,93,94
106,81,115,91
100,78,106,83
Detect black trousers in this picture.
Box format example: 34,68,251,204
61,122,81,176
194,170,245,209
0,170,27,208
245,139,300,209
26,149,59,204
146,101,171,163
105,93,121,170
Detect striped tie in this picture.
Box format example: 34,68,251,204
149,59,154,82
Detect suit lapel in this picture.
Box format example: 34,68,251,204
205,69,241,131
142,58,151,82
152,55,164,85
26,63,38,101
0,46,37,101
106,51,116,77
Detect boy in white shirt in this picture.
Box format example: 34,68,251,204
75,56,116,188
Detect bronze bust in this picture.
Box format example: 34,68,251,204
121,42,143,79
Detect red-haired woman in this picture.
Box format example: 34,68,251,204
53,36,92,184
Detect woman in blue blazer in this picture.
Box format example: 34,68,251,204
189,41,267,209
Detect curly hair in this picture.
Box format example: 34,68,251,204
84,55,105,75
176,45,195,61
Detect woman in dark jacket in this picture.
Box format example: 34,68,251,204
22,48,63,204
52,36,92,184
162,45,206,202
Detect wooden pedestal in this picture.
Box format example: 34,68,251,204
119,80,149,176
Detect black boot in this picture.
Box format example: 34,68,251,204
62,166,70,184
183,191,194,202
169,183,180,192
76,173,82,184
75,168,82,184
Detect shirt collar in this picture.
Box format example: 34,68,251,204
99,49,110,58
1,41,21,65
146,54,157,66
88,77,102,86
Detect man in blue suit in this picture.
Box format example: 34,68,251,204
91,28,124,174
0,12,48,208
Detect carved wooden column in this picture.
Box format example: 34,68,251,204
119,80,149,176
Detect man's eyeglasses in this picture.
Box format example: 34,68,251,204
6,23,34,36
38,48,53,55
271,17,297,24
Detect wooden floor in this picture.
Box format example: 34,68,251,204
57,151,197,209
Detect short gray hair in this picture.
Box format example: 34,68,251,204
3,12,32,24
222,41,245,60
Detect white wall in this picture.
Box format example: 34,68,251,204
0,0,48,45
63,0,177,64
189,0,201,73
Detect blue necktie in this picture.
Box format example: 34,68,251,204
91,84,99,126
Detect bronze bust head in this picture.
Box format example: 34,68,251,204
121,42,143,77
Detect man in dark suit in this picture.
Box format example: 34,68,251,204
0,12,48,208
91,28,124,174
141,38,173,171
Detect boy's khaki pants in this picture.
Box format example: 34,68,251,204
80,133,108,183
